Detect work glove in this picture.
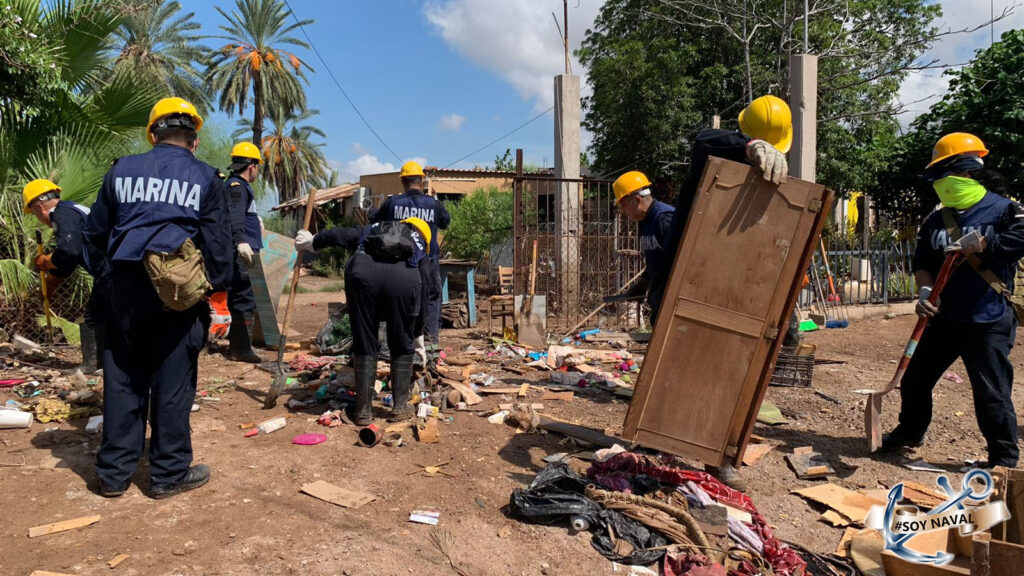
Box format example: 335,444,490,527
237,242,254,267
746,139,789,185
208,292,232,339
295,229,316,253
916,285,940,319
414,335,427,366
34,253,55,272
944,230,986,255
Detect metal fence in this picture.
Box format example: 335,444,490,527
512,172,642,332
0,267,91,345
804,239,918,307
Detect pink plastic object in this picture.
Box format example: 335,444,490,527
292,433,327,445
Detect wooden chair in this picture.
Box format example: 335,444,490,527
485,267,515,336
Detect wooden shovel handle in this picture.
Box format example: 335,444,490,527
897,251,961,371
529,240,537,296
281,188,318,337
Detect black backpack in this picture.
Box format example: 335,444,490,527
363,221,415,263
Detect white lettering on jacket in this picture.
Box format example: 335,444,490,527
114,177,201,211
930,225,996,250
392,206,435,223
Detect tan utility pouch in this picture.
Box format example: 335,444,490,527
941,209,1024,323
143,237,212,311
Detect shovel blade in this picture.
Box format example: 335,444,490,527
517,313,546,349
264,374,288,409
865,392,884,452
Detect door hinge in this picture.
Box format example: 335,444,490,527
725,445,739,458
764,326,779,340
808,197,823,213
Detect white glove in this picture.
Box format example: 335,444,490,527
295,229,315,253
414,335,427,366
237,242,254,266
944,230,986,255
916,285,939,318
746,139,789,185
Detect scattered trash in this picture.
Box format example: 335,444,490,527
408,461,453,477
543,452,570,464
785,446,835,479
570,515,590,531
943,371,964,384
292,433,327,446
756,401,787,425
741,442,773,467
904,458,944,473
85,415,103,434
0,405,33,429
594,443,627,463
29,514,101,538
487,410,510,424
790,484,884,527
191,403,200,412
813,390,842,405
409,509,442,525
300,480,375,509
415,418,441,443
358,424,383,447
107,554,129,569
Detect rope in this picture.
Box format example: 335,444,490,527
585,484,710,551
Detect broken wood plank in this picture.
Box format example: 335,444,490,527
29,515,101,538
822,509,851,527
517,383,529,397
792,484,884,525
300,480,375,509
107,554,129,568
416,418,440,444
447,381,481,405
29,572,77,576
573,363,598,374
836,527,858,558
476,387,522,394
785,448,835,479
741,443,773,467
537,415,620,448
541,390,575,401
880,480,946,509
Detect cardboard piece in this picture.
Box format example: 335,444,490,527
28,515,101,538
416,418,440,444
791,484,885,525
623,158,831,467
821,509,851,527
836,527,858,557
741,442,773,467
300,480,375,509
850,529,886,576
541,390,575,401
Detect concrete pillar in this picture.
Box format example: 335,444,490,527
788,54,818,183
554,74,581,317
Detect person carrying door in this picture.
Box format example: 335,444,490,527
295,218,430,425
86,97,233,499
23,178,109,373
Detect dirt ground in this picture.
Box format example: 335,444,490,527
3,287,1023,576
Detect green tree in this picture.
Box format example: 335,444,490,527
206,0,313,146
236,108,328,203
875,29,1024,218
493,148,514,171
579,0,944,196
442,187,514,263
111,0,210,111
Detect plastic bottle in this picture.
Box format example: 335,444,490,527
570,516,590,531
257,416,287,435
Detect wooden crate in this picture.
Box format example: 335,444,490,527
623,157,832,467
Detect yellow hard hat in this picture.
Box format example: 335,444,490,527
927,132,989,168
402,217,431,254
613,171,652,205
738,95,793,153
147,97,203,145
22,179,61,213
400,161,425,179
231,141,263,164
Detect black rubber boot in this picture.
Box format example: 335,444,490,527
347,356,376,426
151,464,211,499
228,313,261,363
388,354,415,421
79,323,98,374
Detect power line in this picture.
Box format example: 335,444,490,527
441,106,555,169
282,0,403,163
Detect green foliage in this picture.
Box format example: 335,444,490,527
442,187,514,263
205,0,313,146
0,0,65,109
493,148,514,171
578,0,940,196
875,29,1024,218
236,108,327,203
111,0,211,112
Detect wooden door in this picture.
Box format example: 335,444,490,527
623,157,831,467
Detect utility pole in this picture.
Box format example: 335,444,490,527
554,2,581,319
564,0,570,74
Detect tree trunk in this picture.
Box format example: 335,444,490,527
252,69,263,146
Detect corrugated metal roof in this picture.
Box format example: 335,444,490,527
272,183,359,212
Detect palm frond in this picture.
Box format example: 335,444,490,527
0,259,38,304
36,311,81,345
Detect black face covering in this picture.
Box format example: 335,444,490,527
924,155,984,182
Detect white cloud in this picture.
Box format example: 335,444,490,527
439,113,467,131
407,156,429,167
349,142,371,156
424,0,602,110
897,0,1023,123
340,154,396,182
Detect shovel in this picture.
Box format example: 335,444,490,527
865,251,961,451
264,188,318,409
35,230,54,343
516,240,545,349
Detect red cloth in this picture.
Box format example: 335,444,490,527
289,353,336,372
588,453,806,576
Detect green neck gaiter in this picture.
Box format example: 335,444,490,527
933,176,986,210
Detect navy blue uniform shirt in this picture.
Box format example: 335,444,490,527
226,175,263,250
86,143,233,291
639,200,674,284
315,223,428,268
48,200,96,279
914,191,1024,323
370,189,450,257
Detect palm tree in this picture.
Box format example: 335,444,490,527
206,0,313,145
235,109,328,203
111,0,210,111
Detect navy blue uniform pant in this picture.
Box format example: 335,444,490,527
421,256,442,340
95,263,207,489
893,308,1019,466
345,252,422,358
227,251,256,336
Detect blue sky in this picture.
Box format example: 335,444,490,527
178,0,1021,199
